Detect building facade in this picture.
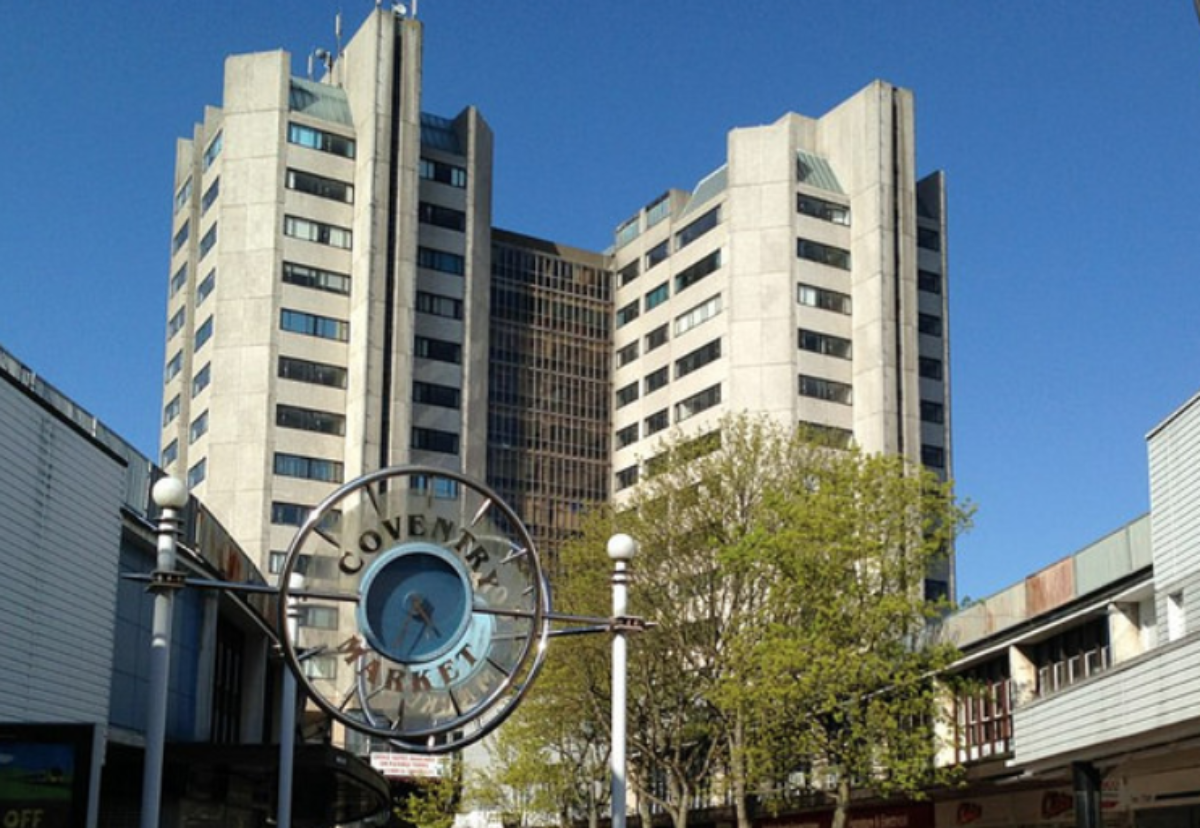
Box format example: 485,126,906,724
607,86,952,597
161,8,493,575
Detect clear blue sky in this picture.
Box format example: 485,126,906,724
2,2,1198,601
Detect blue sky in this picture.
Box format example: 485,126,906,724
1,2,1198,601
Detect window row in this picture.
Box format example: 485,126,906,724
675,293,722,337
418,202,466,232
198,224,217,259
283,261,350,295
798,329,852,360
202,178,219,214
416,290,463,320
797,238,851,270
797,193,850,226
412,426,460,455
274,452,344,483
799,374,852,405
284,215,352,249
413,380,461,409
287,168,354,203
281,309,348,342
798,283,851,315
278,355,347,388
271,501,342,529
420,157,467,188
277,403,346,435
414,335,462,364
203,131,223,171
418,246,466,276
288,122,356,159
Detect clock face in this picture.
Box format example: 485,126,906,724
277,466,549,752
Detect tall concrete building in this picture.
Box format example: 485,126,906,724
607,84,952,597
161,10,952,596
161,8,493,572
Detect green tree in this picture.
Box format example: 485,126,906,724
398,756,462,828
493,414,970,828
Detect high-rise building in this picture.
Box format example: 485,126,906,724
160,10,952,597
607,84,952,596
488,229,612,563
161,9,493,572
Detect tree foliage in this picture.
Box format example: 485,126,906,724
493,414,972,828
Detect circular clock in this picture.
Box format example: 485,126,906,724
277,466,550,753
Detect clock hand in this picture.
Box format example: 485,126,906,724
391,595,417,647
413,597,442,638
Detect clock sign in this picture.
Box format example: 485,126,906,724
277,466,549,753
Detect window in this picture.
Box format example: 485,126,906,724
277,404,346,435
201,178,219,214
199,224,218,259
954,659,1013,763
797,238,851,270
797,193,851,225
284,215,352,249
616,465,639,491
300,606,340,630
416,291,463,320
414,336,462,364
164,351,183,383
272,502,341,529
283,262,350,295
202,131,223,170
303,655,337,680
646,194,671,227
174,178,192,215
279,356,347,388
418,246,466,276
274,453,344,483
675,294,722,336
187,458,207,488
616,423,639,449
918,269,942,294
675,207,719,249
675,339,721,378
172,221,189,254
287,168,354,203
412,427,460,455
616,300,640,328
418,202,466,232
644,366,668,394
918,227,941,251
644,282,669,311
675,250,722,293
281,309,348,342
616,341,640,368
921,444,946,469
1031,617,1109,697
645,324,669,352
675,384,721,422
192,363,211,397
419,157,467,187
197,269,215,304
170,264,188,297
194,317,213,351
163,395,181,426
644,409,669,436
161,439,178,467
189,410,209,444
799,421,854,448
918,313,943,337
798,329,852,359
645,240,669,269
919,356,944,380
921,400,945,424
167,308,185,341
288,122,356,158
618,260,640,286
616,382,640,408
413,381,462,409
799,375,852,405
410,475,460,499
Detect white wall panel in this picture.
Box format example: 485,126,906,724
0,380,125,724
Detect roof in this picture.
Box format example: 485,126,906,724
289,79,353,126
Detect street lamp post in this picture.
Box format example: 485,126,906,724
607,533,638,828
141,477,188,828
277,571,306,828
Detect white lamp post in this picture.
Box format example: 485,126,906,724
277,571,306,828
141,476,188,828
607,533,637,828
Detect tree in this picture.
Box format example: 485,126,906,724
493,414,971,828
398,757,462,828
